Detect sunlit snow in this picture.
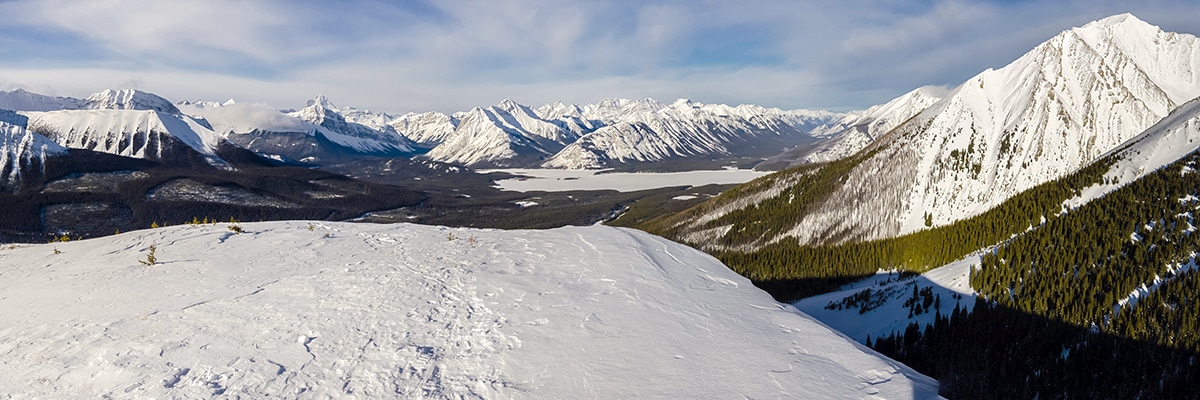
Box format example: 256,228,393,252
0,221,937,398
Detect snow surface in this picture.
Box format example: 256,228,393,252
1068,96,1200,208
287,98,415,155
0,221,938,398
793,256,980,343
0,89,85,112
481,168,770,192
671,14,1200,251
0,114,65,190
800,86,947,165
24,109,225,159
85,89,181,114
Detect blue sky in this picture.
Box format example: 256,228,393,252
0,0,1198,114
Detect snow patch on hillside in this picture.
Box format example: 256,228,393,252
794,255,981,343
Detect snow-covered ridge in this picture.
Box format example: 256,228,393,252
799,86,947,165
85,89,181,114
671,13,1200,251
540,99,837,169
0,221,937,398
25,108,225,160
286,96,415,155
0,89,85,112
1069,96,1200,207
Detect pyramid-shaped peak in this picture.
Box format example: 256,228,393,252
85,89,180,114
1087,13,1142,27
496,98,526,110
306,95,337,110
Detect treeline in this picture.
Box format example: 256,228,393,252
872,299,1198,399
972,150,1200,351
708,158,1110,300
871,150,1200,398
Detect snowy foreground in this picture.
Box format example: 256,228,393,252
0,222,937,399
481,168,769,192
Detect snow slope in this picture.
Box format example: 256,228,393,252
0,89,85,112
1069,96,1200,206
424,105,564,167
797,86,946,165
389,111,458,148
25,109,225,161
287,96,415,155
793,256,980,343
0,221,938,399
0,111,65,190
667,14,1200,250
85,89,181,114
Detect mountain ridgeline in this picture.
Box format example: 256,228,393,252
639,14,1200,398
649,13,1200,253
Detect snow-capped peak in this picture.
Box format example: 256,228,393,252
287,96,415,155
306,95,337,111
85,89,180,114
1084,12,1138,28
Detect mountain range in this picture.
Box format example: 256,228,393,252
650,13,1200,252
636,13,1200,398
1,87,848,172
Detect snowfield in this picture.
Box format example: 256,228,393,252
793,256,981,343
481,168,770,192
0,221,937,399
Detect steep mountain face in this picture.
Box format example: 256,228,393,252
423,105,564,167
0,221,938,398
286,96,415,155
494,98,578,145
0,111,66,191
765,86,946,167
23,90,228,166
535,101,603,136
542,99,829,169
0,89,85,112
389,111,458,148
662,14,1200,251
864,99,1200,400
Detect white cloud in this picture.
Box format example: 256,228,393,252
1,0,1199,114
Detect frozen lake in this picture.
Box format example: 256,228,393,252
479,168,771,192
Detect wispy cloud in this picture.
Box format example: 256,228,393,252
0,0,1197,113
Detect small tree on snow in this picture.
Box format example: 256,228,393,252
139,245,158,266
